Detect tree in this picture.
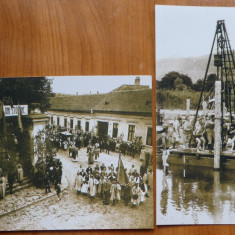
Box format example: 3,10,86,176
0,77,54,178
192,79,203,91
34,126,60,187
160,71,192,90
205,73,217,92
156,80,161,90
191,74,217,92
174,77,186,91
180,74,193,88
0,77,54,112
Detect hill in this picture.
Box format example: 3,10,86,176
156,55,216,83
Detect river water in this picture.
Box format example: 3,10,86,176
157,164,235,225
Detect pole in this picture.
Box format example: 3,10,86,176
186,99,190,116
214,81,222,170
189,27,217,147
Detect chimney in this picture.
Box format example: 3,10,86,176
135,77,140,85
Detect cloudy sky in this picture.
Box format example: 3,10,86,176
155,5,235,60
47,76,152,95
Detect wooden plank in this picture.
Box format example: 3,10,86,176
0,0,155,77
171,149,235,158
1,0,235,234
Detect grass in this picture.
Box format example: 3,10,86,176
156,89,201,109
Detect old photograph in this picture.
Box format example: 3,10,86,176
156,5,235,225
0,75,154,230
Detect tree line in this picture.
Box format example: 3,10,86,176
0,77,54,178
156,71,217,92
0,77,54,113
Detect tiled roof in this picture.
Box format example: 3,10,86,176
49,87,152,115
95,89,152,115
49,94,106,112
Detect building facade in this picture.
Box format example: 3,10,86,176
46,79,153,147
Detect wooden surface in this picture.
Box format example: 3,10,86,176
1,0,235,234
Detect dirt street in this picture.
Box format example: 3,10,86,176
0,148,154,230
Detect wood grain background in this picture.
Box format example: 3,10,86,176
1,0,235,234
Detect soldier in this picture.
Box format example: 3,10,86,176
193,118,206,152
183,116,192,148
161,126,168,150
205,115,215,152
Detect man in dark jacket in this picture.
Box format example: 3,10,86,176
8,171,15,194
103,179,111,205
123,183,132,206
140,163,147,177
44,172,51,193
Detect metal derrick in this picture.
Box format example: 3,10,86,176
190,20,235,149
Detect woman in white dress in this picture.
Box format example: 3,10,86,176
89,175,99,199
0,176,6,199
17,165,24,183
81,178,89,195
110,181,121,205
74,172,83,194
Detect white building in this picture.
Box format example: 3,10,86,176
46,78,153,147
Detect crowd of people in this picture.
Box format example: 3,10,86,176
48,125,146,159
73,162,153,207
34,156,63,197
158,113,235,153
1,124,153,207
0,164,24,199
59,128,153,207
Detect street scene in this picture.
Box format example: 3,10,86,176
0,75,154,230
156,6,235,225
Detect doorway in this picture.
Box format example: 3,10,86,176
97,121,108,138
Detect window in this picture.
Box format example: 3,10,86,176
57,117,60,126
64,118,67,128
77,120,81,130
70,119,73,129
128,125,135,141
85,121,89,132
112,123,118,138
50,116,53,125
146,127,152,146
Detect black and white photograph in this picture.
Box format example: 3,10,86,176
156,5,235,225
0,75,154,230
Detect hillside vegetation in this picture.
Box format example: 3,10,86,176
156,90,201,110
156,71,216,109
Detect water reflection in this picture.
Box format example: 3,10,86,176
157,164,235,225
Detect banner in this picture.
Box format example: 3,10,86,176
3,105,28,117
117,154,129,185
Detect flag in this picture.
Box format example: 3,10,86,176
18,104,23,133
117,153,129,185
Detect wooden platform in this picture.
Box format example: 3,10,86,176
171,148,235,159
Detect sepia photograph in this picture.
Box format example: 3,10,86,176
156,5,235,225
0,75,154,230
